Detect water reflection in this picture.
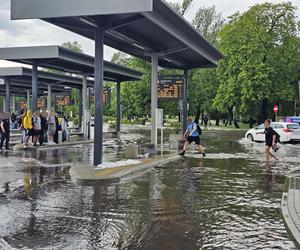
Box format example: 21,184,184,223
0,130,298,249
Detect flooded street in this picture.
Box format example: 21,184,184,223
0,129,299,249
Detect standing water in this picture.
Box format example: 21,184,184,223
0,129,298,249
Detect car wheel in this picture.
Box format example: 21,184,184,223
247,134,254,141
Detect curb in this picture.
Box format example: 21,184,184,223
281,173,300,249
69,154,180,186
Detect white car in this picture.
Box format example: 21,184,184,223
245,122,300,143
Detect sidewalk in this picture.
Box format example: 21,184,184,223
70,153,180,186
13,140,94,151
281,170,300,249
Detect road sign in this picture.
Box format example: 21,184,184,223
156,108,163,129
158,75,184,99
273,105,279,113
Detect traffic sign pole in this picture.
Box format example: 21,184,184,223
273,105,278,122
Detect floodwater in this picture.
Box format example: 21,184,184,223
0,128,299,249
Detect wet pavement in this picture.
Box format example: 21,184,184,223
0,128,299,249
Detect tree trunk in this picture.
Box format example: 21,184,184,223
201,109,204,125
260,99,269,123
234,119,239,128
195,109,201,124
225,118,229,126
228,107,233,126
215,111,220,126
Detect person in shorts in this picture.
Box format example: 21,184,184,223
23,110,33,148
257,119,279,161
179,116,205,157
32,112,41,146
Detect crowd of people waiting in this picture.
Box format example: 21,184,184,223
0,109,69,151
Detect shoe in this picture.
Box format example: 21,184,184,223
33,144,38,147
179,151,185,156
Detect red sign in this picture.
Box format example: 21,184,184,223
273,105,279,113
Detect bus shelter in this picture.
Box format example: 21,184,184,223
10,0,223,165
0,45,143,136
0,66,90,112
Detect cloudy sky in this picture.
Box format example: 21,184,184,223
0,0,299,67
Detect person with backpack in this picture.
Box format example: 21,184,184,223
23,110,33,148
179,116,206,157
256,119,279,161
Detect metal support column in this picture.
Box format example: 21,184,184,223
12,94,16,113
151,56,158,150
116,81,121,133
27,90,30,110
82,74,88,139
88,87,92,109
5,79,10,113
32,63,38,111
94,28,104,165
78,88,83,128
183,70,188,132
47,85,52,111
54,94,57,112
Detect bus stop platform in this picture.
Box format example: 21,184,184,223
69,153,180,186
281,170,300,249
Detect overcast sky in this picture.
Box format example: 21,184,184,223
0,0,299,67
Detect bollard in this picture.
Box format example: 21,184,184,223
124,145,139,159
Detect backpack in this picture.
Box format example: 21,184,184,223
196,124,202,135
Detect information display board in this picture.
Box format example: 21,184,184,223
158,75,184,99
19,100,27,109
37,98,46,109
56,96,70,106
91,88,112,105
103,88,111,105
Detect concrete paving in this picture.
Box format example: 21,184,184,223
70,153,180,186
281,170,300,249
13,140,94,152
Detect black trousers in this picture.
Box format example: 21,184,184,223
39,129,45,145
0,132,9,150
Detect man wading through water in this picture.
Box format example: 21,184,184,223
257,119,279,161
179,116,205,157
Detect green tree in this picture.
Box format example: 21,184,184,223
186,6,225,124
61,41,83,52
109,53,151,118
213,2,300,124
169,0,193,16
